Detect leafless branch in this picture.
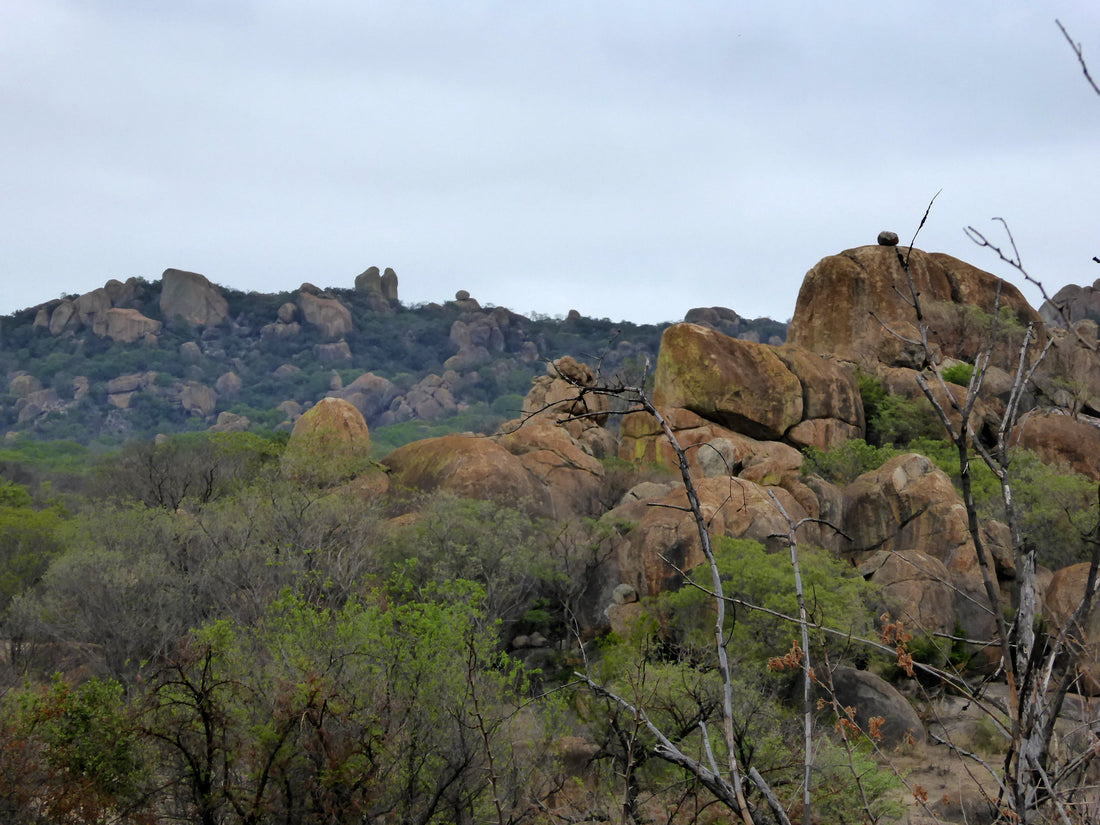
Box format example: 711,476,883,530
1057,19,1100,98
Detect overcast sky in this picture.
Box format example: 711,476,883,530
3,1,1099,325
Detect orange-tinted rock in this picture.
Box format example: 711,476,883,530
283,397,372,484
74,287,111,326
97,308,162,343
1045,563,1100,694
1014,412,1100,481
612,476,807,597
775,344,864,430
522,356,611,441
654,323,803,440
843,453,994,648
495,422,605,519
788,246,1043,371
382,434,550,515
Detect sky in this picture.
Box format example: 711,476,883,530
2,2,1099,326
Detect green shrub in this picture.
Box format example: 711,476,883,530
857,374,942,447
941,362,975,386
802,439,900,485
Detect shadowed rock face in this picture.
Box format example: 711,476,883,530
826,667,926,746
160,269,229,326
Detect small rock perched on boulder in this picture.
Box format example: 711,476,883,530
877,230,899,246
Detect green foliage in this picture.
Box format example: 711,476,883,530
143,584,556,825
0,479,32,508
592,549,896,822
908,438,1099,570
0,489,67,616
381,496,556,626
95,430,285,509
857,373,942,447
661,537,877,664
0,675,147,822
368,403,506,458
941,361,975,387
802,439,901,485
809,739,905,823
0,439,92,476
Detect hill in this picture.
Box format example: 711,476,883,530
0,267,785,450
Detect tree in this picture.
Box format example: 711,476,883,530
141,583,560,825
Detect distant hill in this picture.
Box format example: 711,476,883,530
0,269,787,451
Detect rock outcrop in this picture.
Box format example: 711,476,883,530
788,245,1043,371
383,434,552,515
297,287,353,338
1014,412,1100,480
654,323,804,441
97,308,161,343
354,266,399,310
1045,563,1100,694
1042,279,1100,330
282,397,373,484
826,667,926,745
842,454,992,649
160,269,229,326
648,323,863,450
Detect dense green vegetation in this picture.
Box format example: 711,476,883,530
0,426,919,823
803,376,1100,571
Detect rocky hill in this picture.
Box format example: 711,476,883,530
4,240,1100,824
0,267,785,448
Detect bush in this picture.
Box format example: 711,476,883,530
802,439,900,485
941,362,975,386
858,374,942,447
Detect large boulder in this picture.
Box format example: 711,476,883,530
382,434,551,515
355,266,381,292
825,667,926,746
445,315,505,371
1045,563,1100,695
179,382,217,417
297,288,353,338
283,397,373,484
609,476,808,597
859,549,956,636
330,372,398,422
8,373,43,398
48,300,77,335
1040,322,1100,415
381,267,399,301
74,287,112,326
96,308,162,343
1014,412,1100,481
843,453,992,648
495,421,606,519
620,406,802,480
683,306,743,338
775,344,864,448
654,323,803,441
15,389,63,423
522,356,611,443
788,246,1043,371
1042,279,1100,329
215,371,242,398
160,269,229,326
